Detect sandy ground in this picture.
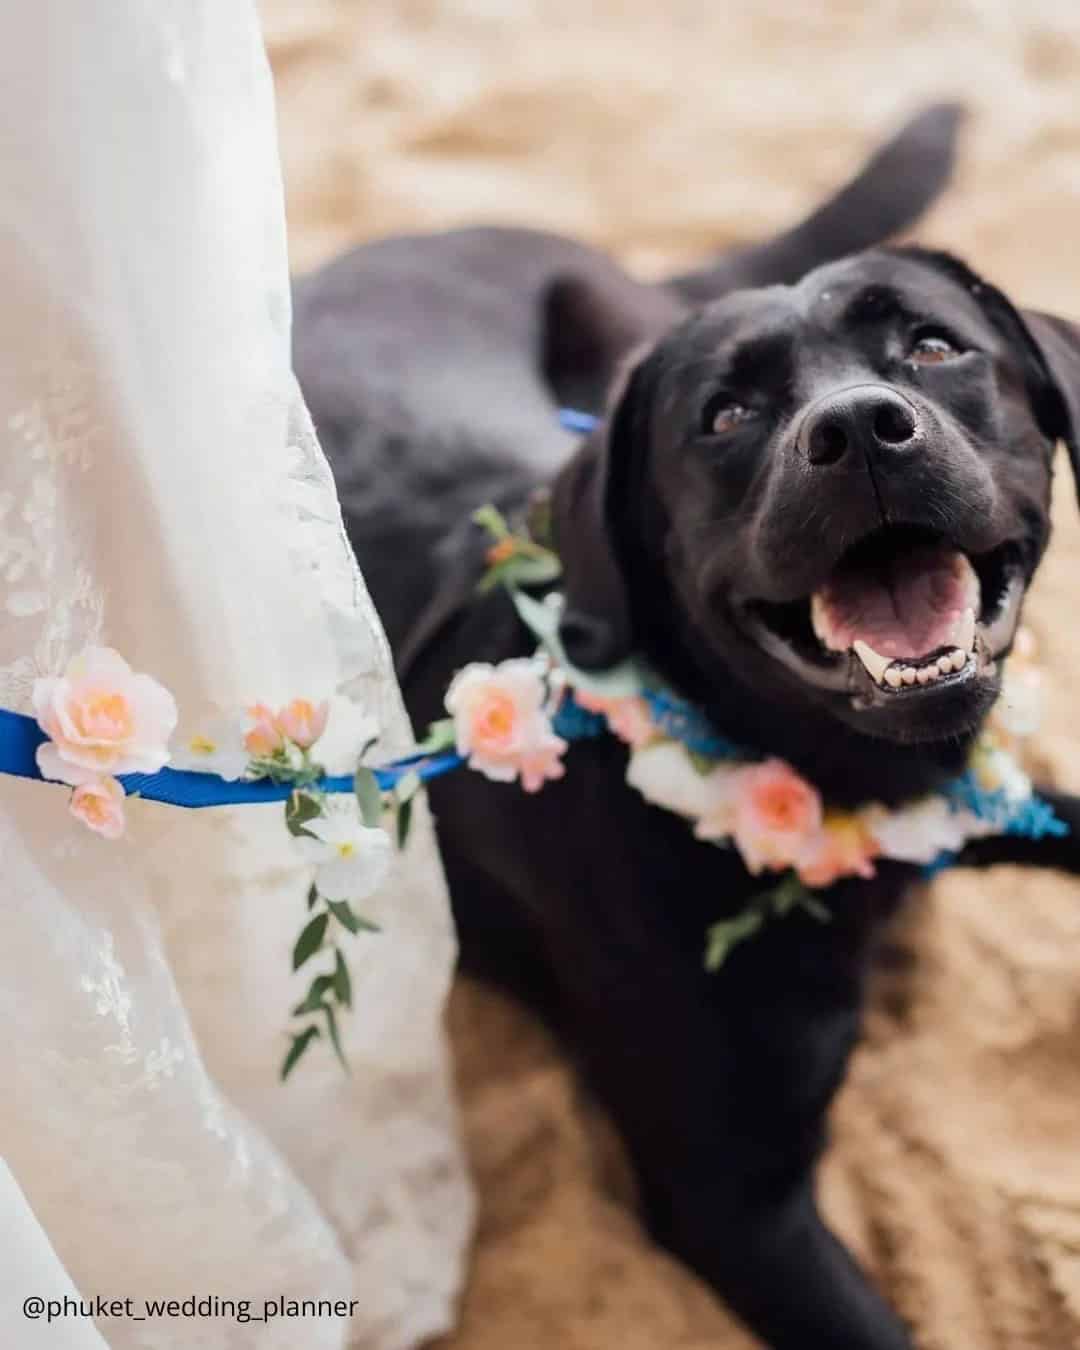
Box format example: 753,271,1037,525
260,2,1080,1345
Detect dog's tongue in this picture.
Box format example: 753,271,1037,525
812,545,978,660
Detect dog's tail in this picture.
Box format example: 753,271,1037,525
669,102,964,304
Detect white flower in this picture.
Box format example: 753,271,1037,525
625,741,744,836
975,746,1032,804
171,713,251,781
994,665,1043,740
294,809,392,902
861,795,992,864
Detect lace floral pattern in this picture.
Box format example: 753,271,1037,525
0,3,472,1347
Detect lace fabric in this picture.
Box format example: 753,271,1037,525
0,2,473,1347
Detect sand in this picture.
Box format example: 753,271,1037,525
259,2,1080,1344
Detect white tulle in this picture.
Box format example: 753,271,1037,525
0,2,473,1347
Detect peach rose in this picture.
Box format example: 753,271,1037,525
445,659,568,792
730,758,823,874
33,646,177,787
573,689,656,749
69,776,126,840
275,698,329,750
244,702,285,757
796,812,879,887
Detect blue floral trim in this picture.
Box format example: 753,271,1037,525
640,688,749,760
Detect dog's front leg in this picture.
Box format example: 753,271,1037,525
958,786,1080,873
574,909,911,1350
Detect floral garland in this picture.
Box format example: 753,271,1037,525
25,511,1067,1075
30,648,410,1079
442,507,1066,965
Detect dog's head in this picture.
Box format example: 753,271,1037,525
553,249,1080,747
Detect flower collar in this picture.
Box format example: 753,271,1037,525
440,505,1067,964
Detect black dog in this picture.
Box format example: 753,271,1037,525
294,108,1080,1348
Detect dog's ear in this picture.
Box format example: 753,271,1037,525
541,269,684,412
551,348,654,670
1015,311,1080,504
899,248,1080,505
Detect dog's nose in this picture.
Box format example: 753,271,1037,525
798,386,919,466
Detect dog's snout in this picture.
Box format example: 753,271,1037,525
799,386,920,467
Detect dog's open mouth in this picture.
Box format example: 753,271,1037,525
740,525,1026,700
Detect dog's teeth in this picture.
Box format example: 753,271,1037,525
902,666,917,685
852,639,891,683
925,665,940,681
952,606,976,653
916,668,930,684
884,667,903,688
937,655,953,674
949,649,967,672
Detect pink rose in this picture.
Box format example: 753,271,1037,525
573,690,655,749
796,812,879,887
275,698,329,750
445,659,568,792
69,776,126,839
33,646,177,787
730,758,823,875
244,703,284,757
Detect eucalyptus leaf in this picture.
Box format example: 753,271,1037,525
285,790,322,838
333,949,352,1009
510,588,648,699
306,884,319,912
395,770,422,804
280,1025,320,1081
472,503,510,539
326,898,380,935
292,912,329,970
704,908,765,972
768,872,808,917
292,973,334,1016
396,797,413,850
687,751,716,776
353,766,384,828
326,898,360,934
322,1003,349,1072
413,718,457,754
798,893,833,924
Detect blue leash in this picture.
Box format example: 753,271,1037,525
0,707,463,806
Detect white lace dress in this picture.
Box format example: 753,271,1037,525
0,2,473,1347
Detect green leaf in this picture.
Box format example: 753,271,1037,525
510,588,648,699
306,883,319,911
704,908,766,972
292,974,334,1016
280,1025,320,1081
292,912,329,970
480,552,562,593
767,872,808,917
798,892,833,924
286,790,323,838
322,1003,349,1072
395,770,422,804
396,797,413,850
353,766,384,828
413,719,457,754
687,750,716,776
472,503,511,540
333,949,352,1009
326,898,381,935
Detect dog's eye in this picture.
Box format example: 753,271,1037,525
907,332,961,365
703,395,754,436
